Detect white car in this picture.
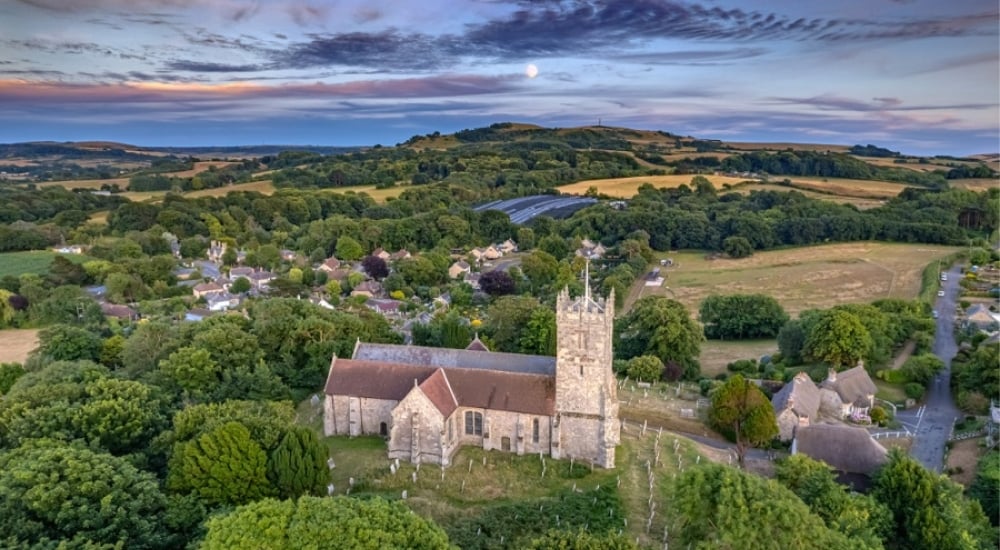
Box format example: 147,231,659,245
937,290,945,297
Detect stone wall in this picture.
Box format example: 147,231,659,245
324,394,397,437
389,388,444,464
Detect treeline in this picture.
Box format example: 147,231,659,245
0,186,124,224
720,150,949,187
566,182,997,252
128,159,258,192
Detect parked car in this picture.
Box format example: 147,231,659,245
937,290,945,297
932,310,939,319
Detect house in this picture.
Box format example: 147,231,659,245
229,266,255,279
498,239,518,254
184,308,214,322
575,239,606,259
325,268,353,282
772,364,878,441
193,282,225,299
323,283,619,468
463,272,482,290
433,292,451,310
471,246,501,261
792,424,889,488
449,260,472,279
318,257,342,273
207,240,227,262
350,280,382,298
53,245,85,254
100,303,138,321
390,249,412,262
247,271,276,290
280,249,298,262
772,372,823,441
206,292,241,312
372,247,391,261
965,304,1000,331
820,365,878,420
173,267,197,281
365,298,404,317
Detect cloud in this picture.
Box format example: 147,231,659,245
766,94,996,112
281,31,444,70
612,47,769,64
286,1,330,26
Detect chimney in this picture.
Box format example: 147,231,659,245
827,368,837,383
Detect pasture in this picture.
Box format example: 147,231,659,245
0,250,92,279
0,329,39,364
784,177,912,199
625,242,960,319
557,174,751,197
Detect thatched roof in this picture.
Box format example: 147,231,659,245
793,424,888,475
771,372,820,420
822,366,877,405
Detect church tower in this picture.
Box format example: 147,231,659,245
551,262,620,467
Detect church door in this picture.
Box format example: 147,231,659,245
501,436,511,452
379,422,388,437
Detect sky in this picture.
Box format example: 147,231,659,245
0,0,997,155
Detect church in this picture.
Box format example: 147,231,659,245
322,282,620,468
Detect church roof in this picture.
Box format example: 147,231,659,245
325,358,555,416
821,366,877,405
353,342,555,376
465,335,489,352
419,369,458,417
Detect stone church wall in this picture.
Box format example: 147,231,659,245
324,394,397,437
389,389,444,464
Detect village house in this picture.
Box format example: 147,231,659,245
365,298,404,318
100,303,139,321
229,266,255,279
448,260,471,279
371,247,391,261
463,272,482,290
350,280,382,298
772,364,879,441
964,303,1000,331
246,270,276,290
390,249,412,262
318,257,342,273
498,239,518,254
324,282,620,468
53,245,85,255
470,245,501,262
575,239,606,260
280,249,298,262
791,424,888,489
192,281,225,299
206,292,241,312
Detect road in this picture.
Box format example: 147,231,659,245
902,265,963,472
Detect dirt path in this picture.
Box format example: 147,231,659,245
889,340,917,370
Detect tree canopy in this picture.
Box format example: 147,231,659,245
699,293,789,339
708,374,778,465
615,296,703,380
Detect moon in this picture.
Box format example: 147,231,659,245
525,63,539,78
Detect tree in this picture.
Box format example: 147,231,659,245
479,269,516,296
803,309,873,369
0,362,24,395
0,289,14,327
201,496,452,550
335,236,364,261
0,440,170,548
361,255,389,280
168,421,273,506
268,427,329,499
777,320,807,364
486,295,540,353
520,249,559,292
615,296,703,379
626,355,664,382
900,353,944,386
230,276,251,293
722,235,753,258
967,451,999,527
519,308,556,356
120,320,182,377
171,400,296,452
775,454,891,547
872,449,993,550
699,294,789,339
158,346,222,402
538,235,569,259
105,271,147,303
47,255,88,286
529,529,637,550
256,244,281,269
708,374,778,465
72,377,164,454
35,324,103,362
672,463,862,549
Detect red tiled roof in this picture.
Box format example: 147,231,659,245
419,369,458,417
325,358,554,416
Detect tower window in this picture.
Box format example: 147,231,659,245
580,364,584,376
465,411,483,436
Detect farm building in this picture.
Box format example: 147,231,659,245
323,284,620,468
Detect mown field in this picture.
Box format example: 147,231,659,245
557,174,751,197
626,242,958,317
0,250,93,279
0,329,39,364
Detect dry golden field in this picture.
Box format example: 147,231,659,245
624,242,960,318
0,329,39,364
783,177,910,198
723,142,851,153
951,178,999,192
730,183,887,209
557,174,751,197
185,179,276,198
37,177,129,190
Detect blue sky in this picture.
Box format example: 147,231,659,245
0,0,997,155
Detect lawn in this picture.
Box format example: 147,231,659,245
698,339,778,378
624,242,960,318
874,379,908,405
0,250,93,279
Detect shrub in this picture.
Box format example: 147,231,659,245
904,382,925,400
870,406,888,426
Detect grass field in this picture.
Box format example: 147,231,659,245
783,177,910,198
0,329,39,364
0,250,92,279
950,178,999,192
557,174,752,197
729,182,888,209
625,242,959,319
37,177,129,190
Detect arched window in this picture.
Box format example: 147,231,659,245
532,418,540,443
465,411,483,435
